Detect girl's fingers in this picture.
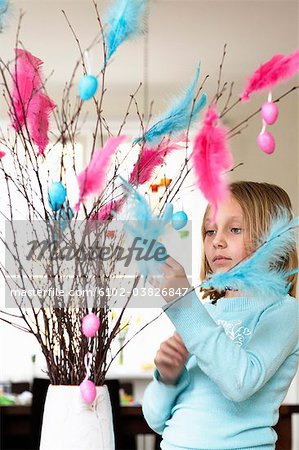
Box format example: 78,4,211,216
156,354,182,367
148,275,160,288
161,264,172,277
165,256,181,270
171,334,189,357
171,333,187,350
162,340,187,361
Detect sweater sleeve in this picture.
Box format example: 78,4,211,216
142,367,190,434
164,290,299,402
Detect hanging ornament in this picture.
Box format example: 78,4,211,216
80,353,97,404
172,211,188,230
150,184,159,193
59,206,74,232
78,50,98,101
82,313,100,338
261,101,279,125
160,177,172,187
80,379,97,404
78,74,98,101
48,182,67,211
257,92,276,155
257,131,275,155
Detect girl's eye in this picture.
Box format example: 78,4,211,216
231,227,242,234
205,230,216,236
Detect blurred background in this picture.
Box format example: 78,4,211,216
0,1,298,449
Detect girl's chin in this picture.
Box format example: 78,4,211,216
212,265,231,273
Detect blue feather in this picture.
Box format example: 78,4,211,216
0,0,9,32
104,0,148,63
116,176,172,283
140,67,207,144
202,210,299,302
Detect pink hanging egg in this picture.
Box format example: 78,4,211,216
261,102,279,125
257,131,275,155
80,379,97,404
82,313,100,338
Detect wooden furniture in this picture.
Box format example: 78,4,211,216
274,404,299,450
1,403,298,450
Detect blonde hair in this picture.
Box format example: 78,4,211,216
200,181,298,300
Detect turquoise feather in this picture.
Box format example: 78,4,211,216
140,67,207,144
202,210,299,302
0,0,9,32
105,0,148,63
116,176,172,283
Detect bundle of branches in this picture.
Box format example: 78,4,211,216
0,1,297,385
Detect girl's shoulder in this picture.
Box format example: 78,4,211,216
263,294,299,317
282,294,298,306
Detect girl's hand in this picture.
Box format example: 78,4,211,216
154,332,189,385
148,255,191,303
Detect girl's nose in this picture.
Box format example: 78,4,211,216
213,233,227,248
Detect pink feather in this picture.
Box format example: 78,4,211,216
87,198,126,232
75,136,126,211
192,105,233,223
28,93,56,155
241,49,299,101
11,48,56,153
129,136,186,185
0,150,6,159
96,198,126,221
11,49,43,130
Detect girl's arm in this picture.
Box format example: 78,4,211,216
142,367,190,434
164,290,299,402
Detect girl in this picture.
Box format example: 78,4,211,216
143,181,299,450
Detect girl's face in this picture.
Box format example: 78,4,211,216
204,194,250,274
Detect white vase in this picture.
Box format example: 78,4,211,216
40,385,115,450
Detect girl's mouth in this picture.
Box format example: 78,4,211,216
213,257,232,265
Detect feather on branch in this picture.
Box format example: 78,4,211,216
129,136,185,185
201,210,299,302
75,135,126,211
96,198,126,221
192,104,233,223
0,0,9,32
11,49,56,154
140,67,207,144
105,0,148,63
241,49,299,101
116,176,172,282
28,93,56,155
11,49,43,130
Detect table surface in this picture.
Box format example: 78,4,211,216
1,403,299,415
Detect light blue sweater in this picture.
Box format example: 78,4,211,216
142,291,299,450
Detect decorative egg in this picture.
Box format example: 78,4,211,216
48,182,67,211
80,379,96,404
261,102,279,125
78,75,98,101
172,211,188,230
82,313,100,338
59,207,74,231
257,131,275,155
